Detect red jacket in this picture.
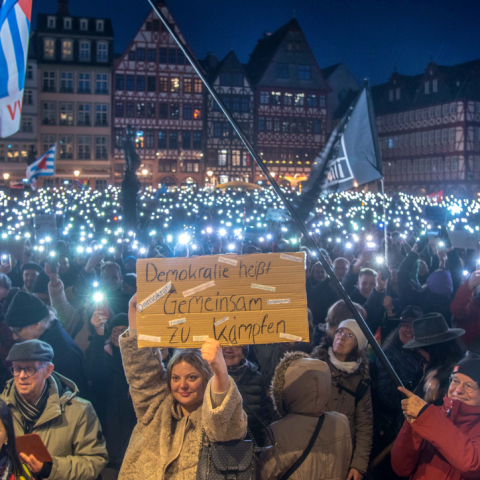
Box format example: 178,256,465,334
391,396,480,480
450,282,480,347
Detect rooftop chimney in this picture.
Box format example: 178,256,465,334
57,0,69,15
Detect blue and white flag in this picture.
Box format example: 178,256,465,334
26,144,56,188
0,0,32,138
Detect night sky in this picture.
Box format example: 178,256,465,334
33,0,480,86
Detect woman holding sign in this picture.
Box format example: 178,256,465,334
118,294,247,479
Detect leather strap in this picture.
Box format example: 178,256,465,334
279,414,325,480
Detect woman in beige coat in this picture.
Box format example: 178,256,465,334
311,320,373,480
118,295,247,479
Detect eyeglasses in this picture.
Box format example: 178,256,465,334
335,329,355,340
449,375,479,394
10,365,48,377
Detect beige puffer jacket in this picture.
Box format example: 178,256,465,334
257,352,352,480
119,329,247,480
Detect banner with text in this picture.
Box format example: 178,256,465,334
136,252,308,348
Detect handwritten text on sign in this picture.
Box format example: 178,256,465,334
136,252,308,348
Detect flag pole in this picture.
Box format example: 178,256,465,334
148,0,403,389
381,178,388,265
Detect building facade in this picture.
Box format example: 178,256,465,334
0,52,38,187
112,3,204,189
247,19,330,189
373,60,480,198
203,51,255,185
35,0,114,189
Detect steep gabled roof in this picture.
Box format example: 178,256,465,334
207,50,250,84
321,63,341,79
371,58,480,115
246,18,300,85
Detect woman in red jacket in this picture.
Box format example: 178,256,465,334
391,354,480,480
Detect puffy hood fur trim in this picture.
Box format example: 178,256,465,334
270,351,310,418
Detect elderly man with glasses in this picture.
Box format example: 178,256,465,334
391,354,480,480
0,340,108,480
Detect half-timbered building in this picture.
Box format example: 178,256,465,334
247,19,331,188
203,51,255,185
373,60,480,197
113,2,204,189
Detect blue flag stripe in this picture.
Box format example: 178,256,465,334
7,9,25,92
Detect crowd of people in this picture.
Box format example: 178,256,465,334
0,185,480,480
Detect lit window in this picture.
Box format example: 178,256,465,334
232,150,240,166
218,151,227,166
171,77,180,93
44,38,55,59
62,39,73,61
294,93,304,106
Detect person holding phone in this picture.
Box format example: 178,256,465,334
1,340,108,480
0,399,31,479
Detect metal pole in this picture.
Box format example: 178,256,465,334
381,178,388,265
148,0,403,389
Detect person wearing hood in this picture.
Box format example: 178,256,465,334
0,340,108,480
85,313,136,476
450,269,480,349
392,354,480,480
397,241,459,325
222,345,270,446
5,291,86,394
257,352,352,480
311,320,373,480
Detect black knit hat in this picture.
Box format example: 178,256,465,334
453,353,480,386
31,271,50,294
6,339,54,363
21,262,43,273
109,313,129,330
5,291,49,328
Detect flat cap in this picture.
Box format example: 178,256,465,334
6,339,54,363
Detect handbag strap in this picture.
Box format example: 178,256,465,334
242,401,276,447
279,414,325,480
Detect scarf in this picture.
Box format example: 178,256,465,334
0,451,12,480
328,347,361,374
227,359,248,383
14,381,50,434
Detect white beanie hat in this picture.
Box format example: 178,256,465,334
338,320,368,351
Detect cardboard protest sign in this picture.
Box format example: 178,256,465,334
136,252,308,348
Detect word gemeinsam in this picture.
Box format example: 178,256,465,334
136,253,308,348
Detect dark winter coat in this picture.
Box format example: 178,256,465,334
40,319,86,394
307,278,339,326
85,334,136,467
311,346,373,475
398,251,453,325
450,281,480,348
392,396,480,480
227,359,270,446
373,333,426,440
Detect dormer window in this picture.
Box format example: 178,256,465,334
96,20,104,32
80,19,88,31
63,17,71,29
47,16,56,28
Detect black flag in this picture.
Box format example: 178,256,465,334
295,80,382,221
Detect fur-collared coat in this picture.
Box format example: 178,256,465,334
119,329,247,480
311,346,373,475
